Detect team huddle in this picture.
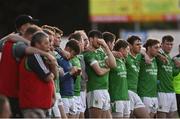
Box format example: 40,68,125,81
0,15,180,118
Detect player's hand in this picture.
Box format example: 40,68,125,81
97,38,108,48
69,66,81,76
61,50,71,60
58,67,64,77
174,59,180,68
46,53,56,63
158,55,168,64
112,51,123,59
144,55,152,64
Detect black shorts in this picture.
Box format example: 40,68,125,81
8,97,22,117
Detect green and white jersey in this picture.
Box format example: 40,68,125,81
70,55,82,96
138,56,158,97
109,58,128,101
84,48,109,92
157,51,175,93
126,53,141,93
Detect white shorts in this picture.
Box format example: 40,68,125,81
56,93,63,106
74,96,82,115
62,97,77,115
80,91,86,113
111,100,130,118
142,97,158,114
128,90,145,110
51,93,63,117
158,92,177,113
87,89,110,111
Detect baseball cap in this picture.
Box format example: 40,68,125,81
15,15,39,30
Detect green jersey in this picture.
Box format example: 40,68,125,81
138,56,158,97
70,55,82,96
126,53,141,93
109,58,128,101
157,50,174,93
84,48,109,92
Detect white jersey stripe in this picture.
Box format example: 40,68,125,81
34,54,50,74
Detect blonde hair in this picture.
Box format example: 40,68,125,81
54,26,63,36
41,25,55,34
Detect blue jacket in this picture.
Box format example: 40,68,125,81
56,54,74,97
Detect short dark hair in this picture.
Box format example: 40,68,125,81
24,25,41,36
127,35,141,45
103,32,116,43
162,35,174,43
114,39,129,51
66,40,80,55
88,30,102,39
31,31,49,46
143,39,160,50
68,32,82,41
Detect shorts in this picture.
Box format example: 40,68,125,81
80,91,86,113
128,90,145,110
111,100,130,117
142,97,158,113
158,92,177,113
74,96,81,115
51,93,63,117
87,89,110,111
8,97,22,117
62,97,77,115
